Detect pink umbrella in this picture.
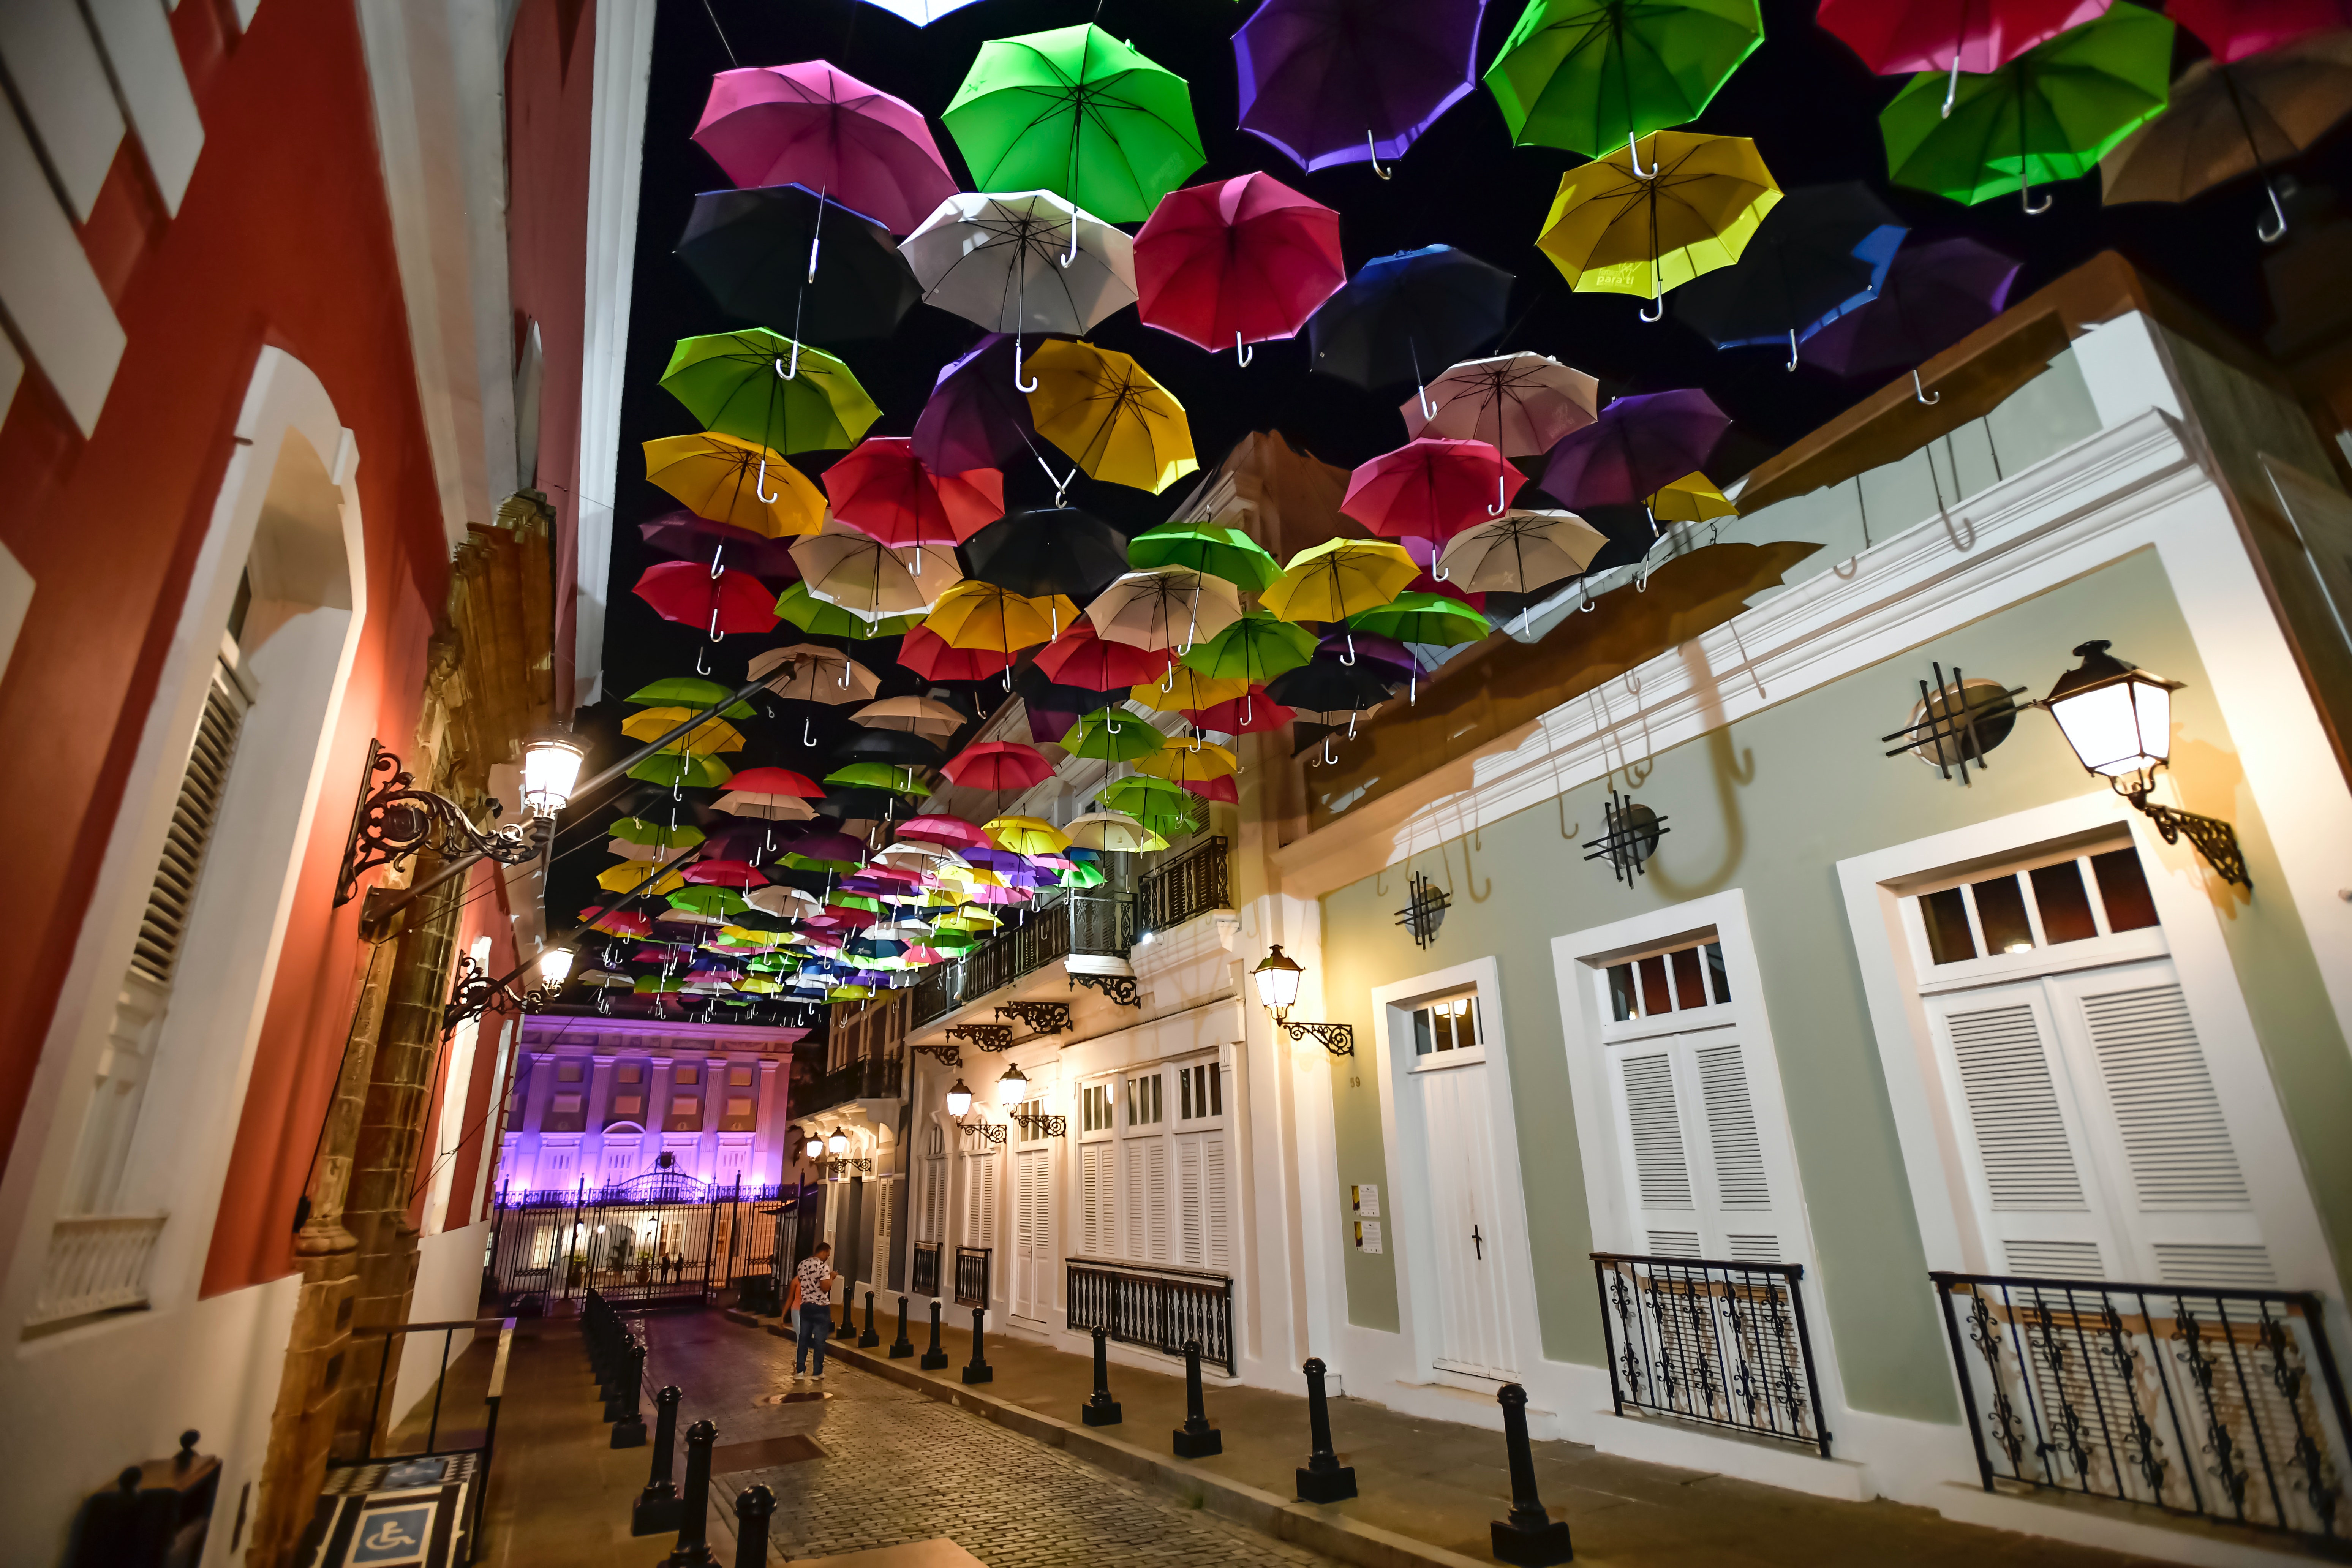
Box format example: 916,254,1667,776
941,742,1054,791
692,62,959,236
1341,439,1525,544
682,859,770,889
1134,172,1345,363
824,437,1005,549
898,814,993,851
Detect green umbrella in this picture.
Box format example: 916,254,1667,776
626,677,756,719
634,976,691,994
1058,860,1109,889
1127,518,1283,593
775,581,922,640
609,817,705,849
669,886,750,917
944,24,1204,224
1102,773,1190,816
1883,6,2172,211
1485,0,1764,159
1348,592,1492,647
784,852,867,875
659,329,882,455
1061,707,1165,763
928,928,982,952
825,763,933,797
629,753,734,790
1181,609,1317,684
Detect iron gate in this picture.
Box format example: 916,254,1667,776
486,1173,806,1311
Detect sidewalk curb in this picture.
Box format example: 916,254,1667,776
719,1312,1494,1568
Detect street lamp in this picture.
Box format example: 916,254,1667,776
827,1130,847,1156
1251,945,1354,1057
945,1078,974,1119
443,946,574,1037
994,1061,1031,1109
521,731,587,816
2035,641,2250,888
804,1133,825,1162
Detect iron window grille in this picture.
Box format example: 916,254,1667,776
1592,1252,1831,1457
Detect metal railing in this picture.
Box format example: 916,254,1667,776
345,1315,517,1561
909,890,1138,1027
954,1245,991,1309
1139,836,1230,935
1931,1271,2352,1545
27,1213,168,1327
1066,1259,1236,1379
1592,1252,1831,1457
485,1177,791,1310
911,1240,942,1299
798,1053,904,1118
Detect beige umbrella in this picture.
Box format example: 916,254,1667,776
1399,353,1599,457
750,643,880,702
790,522,963,619
606,837,671,861
1063,810,1153,852
854,695,967,735
1437,510,1608,593
1085,567,1242,651
745,885,823,918
711,790,817,822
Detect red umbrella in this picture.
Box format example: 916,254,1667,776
899,814,993,851
1817,0,2111,101
1033,621,1176,689
691,62,959,236
632,561,781,636
1135,172,1345,360
726,765,824,798
942,741,1054,790
587,908,654,938
1341,439,1525,544
898,624,1014,682
1183,775,1241,804
1185,691,1293,733
682,858,770,889
824,437,1005,549
2168,0,2350,63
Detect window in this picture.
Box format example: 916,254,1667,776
675,1066,699,1086
1081,1083,1114,1133
1178,1063,1222,1121
1914,847,2158,967
721,1095,756,1131
609,1094,644,1120
1016,1098,1051,1143
1412,993,1484,1056
729,1064,754,1087
918,1123,948,1246
553,1095,582,1114
616,1063,643,1085
1605,941,1729,1021
555,1060,583,1083
1126,1073,1163,1126
667,1095,702,1133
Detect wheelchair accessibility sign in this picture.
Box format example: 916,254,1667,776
351,1502,433,1564
315,1479,468,1568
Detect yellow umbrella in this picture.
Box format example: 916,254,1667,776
642,432,827,537
985,816,1073,855
1262,537,1419,624
622,706,746,755
1135,737,1238,782
1536,132,1780,316
1650,471,1738,523
1130,668,1247,713
597,860,687,895
923,580,1079,653
1024,340,1199,495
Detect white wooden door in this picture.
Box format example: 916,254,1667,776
1079,1140,1111,1256
714,1139,751,1191
599,1135,640,1187
1122,1134,1168,1262
539,1140,577,1192
1013,1146,1052,1321
964,1148,1000,1252
1417,1061,1516,1379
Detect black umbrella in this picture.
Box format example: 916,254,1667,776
1018,667,1121,714
1673,183,1907,369
963,507,1132,602
836,727,941,765
1267,656,1397,714
1308,244,1516,391
675,184,920,342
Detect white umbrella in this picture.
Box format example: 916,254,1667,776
1436,510,1608,593
1085,567,1241,652
712,790,817,822
854,0,985,21
1063,810,1154,853
1400,353,1599,457
744,885,823,918
900,191,1137,379
791,522,963,618
750,642,881,702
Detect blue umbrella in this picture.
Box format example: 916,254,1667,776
1671,183,1908,369
1308,246,1516,394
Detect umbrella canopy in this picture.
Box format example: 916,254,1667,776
1881,6,2173,209
1086,568,1243,650
2169,0,2351,65
599,860,688,895
1064,810,1154,852
630,752,735,790
675,185,919,342
1235,0,1490,174
714,789,819,822
1181,610,1318,684
900,814,995,850
626,677,756,718
1061,708,1167,762
826,762,931,797
644,433,825,538
691,61,960,236
791,522,963,620
1034,621,1178,688
1400,352,1598,456
773,581,922,640
752,643,882,703
1101,773,1192,816
1131,668,1249,713
825,437,1004,548
985,815,1073,855
840,726,943,765
1536,131,1781,306
660,329,883,455
1485,0,1764,157
1344,438,1527,542
623,707,746,755
910,333,1052,474
1125,517,1283,592
856,695,967,736
1262,538,1420,623
1797,235,2020,378
1024,341,1198,494
730,766,826,798
944,24,1204,223
1438,509,1609,593
1185,691,1295,734
900,192,1137,337
1818,0,2109,78
942,741,1053,790
1541,389,1731,511
639,511,803,578
1133,172,1345,354
1348,591,1491,647
611,817,705,849
632,562,781,637
1266,656,1396,714
1309,246,1516,392
683,859,770,889
1672,182,1905,359
898,625,1015,681
1134,737,1239,782
1652,471,1738,523
924,580,1077,652
964,507,1135,601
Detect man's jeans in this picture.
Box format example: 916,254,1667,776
794,1302,831,1374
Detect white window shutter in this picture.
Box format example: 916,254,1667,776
1124,1139,1144,1260
1618,1051,1692,1211
1145,1139,1169,1262
1945,998,2088,1210
1081,1143,1106,1257
1694,1042,1769,1211
1177,1135,1203,1266
1203,1130,1230,1272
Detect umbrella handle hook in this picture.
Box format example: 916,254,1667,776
778,341,801,380
1627,131,1656,179
708,605,727,643
1941,52,1961,119
1320,737,1336,765
1242,691,1252,727
1786,329,1799,373
1365,129,1393,180
1408,670,1417,706
1489,471,1508,517
1235,332,1253,368
1432,559,1450,581
2020,182,2052,216
808,187,827,283
1578,580,1596,613
710,542,726,579
1912,368,1941,406
696,644,713,676
1417,383,1439,420
1347,711,1358,740
803,717,817,748
1013,331,1039,394
1638,294,1664,324
1339,632,1357,667
2259,181,2289,244
1059,199,1081,269
756,458,781,504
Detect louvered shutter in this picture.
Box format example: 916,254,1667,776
134,659,250,984
1081,1142,1107,1256
1176,1135,1203,1266
1613,1050,1697,1255
1201,1130,1230,1271
979,1151,1000,1251
1609,1031,1799,1263
1123,1139,1145,1260
1144,1139,1169,1262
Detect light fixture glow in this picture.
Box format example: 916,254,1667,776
1252,945,1304,1021
2039,641,2177,796
995,1061,1031,1109
827,1130,847,1155
946,1078,974,1119
520,732,587,816
805,1134,825,1160
536,946,575,986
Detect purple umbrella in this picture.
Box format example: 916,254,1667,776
1798,237,2020,399
793,829,872,864
1234,0,1489,175
1317,631,1415,680
911,333,1059,477
639,511,804,579
1025,703,1082,746
1542,390,1731,514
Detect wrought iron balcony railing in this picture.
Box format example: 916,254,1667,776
1138,836,1230,936
954,1245,991,1309
1592,1252,1831,1456
797,1053,904,1119
1931,1271,2352,1545
1067,1258,1236,1379
911,1240,942,1299
909,890,1137,1027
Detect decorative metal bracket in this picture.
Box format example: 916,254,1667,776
995,1001,1072,1034
824,1156,876,1181
2130,788,2252,890
958,1119,1008,1146
1880,663,2025,785
339,740,544,937
1394,871,1450,950
1070,973,1141,1008
1006,1108,1068,1138
443,954,563,1038
1582,788,1668,887
1281,1020,1356,1057
944,1024,1015,1053
910,1042,964,1069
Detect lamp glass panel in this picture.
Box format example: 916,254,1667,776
946,1083,973,1118
827,1131,847,1154
537,947,575,985
995,1067,1029,1108
522,737,586,812
2131,680,2172,768
1254,959,1300,1013
2051,682,2150,778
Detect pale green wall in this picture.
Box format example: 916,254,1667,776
1317,547,2352,1424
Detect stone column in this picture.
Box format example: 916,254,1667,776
755,1057,782,1188
700,1055,727,1181
587,1053,616,1181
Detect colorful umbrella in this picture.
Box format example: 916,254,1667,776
792,522,963,620
857,696,967,737
1818,0,2111,105
944,25,1205,223
1135,737,1239,782
901,814,994,850
1348,591,1491,647
1541,389,1731,513
1321,630,1419,681
671,886,752,918
625,678,756,718
1537,132,1780,314
622,707,746,756
691,62,959,236
1343,439,1528,542
1235,0,1490,174
1086,568,1242,651
965,507,1135,602
911,333,1053,475
924,580,1077,653
1797,236,2021,382
1485,0,1764,157
1133,172,1345,360
825,437,1005,548
1672,182,1906,366
899,192,1138,358
1437,509,1608,592
1034,621,1178,689
632,562,781,637
610,817,705,849
730,767,826,799
898,625,1016,681
1400,352,1598,457
1101,773,1192,816
1125,517,1283,593
751,643,882,702
1262,538,1420,623
985,815,1073,855
659,329,883,455
2168,0,2351,65
1308,246,1516,392
675,185,920,343
1186,691,1294,733
643,433,824,538
1181,610,1318,685
1266,656,1395,714
639,511,803,579
599,860,688,895
1131,668,1249,714
942,742,1053,790
840,726,943,766
1061,708,1166,763
629,752,735,790
1064,809,1154,852
1651,471,1738,524
683,858,770,889
1023,341,1199,495
773,581,922,640
1881,6,2173,211
827,763,931,797
714,789,819,823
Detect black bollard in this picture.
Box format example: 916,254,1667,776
661,1418,720,1568
888,1294,914,1359
835,1286,856,1341
609,1340,648,1448
920,1298,948,1370
1080,1326,1122,1427
632,1386,684,1536
1295,1358,1356,1502
1489,1384,1573,1566
961,1307,993,1385
732,1483,776,1568
1172,1340,1222,1458
860,1289,880,1348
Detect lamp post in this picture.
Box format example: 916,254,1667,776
2034,641,2251,889
1251,945,1354,1057
945,1079,974,1119
444,945,574,1037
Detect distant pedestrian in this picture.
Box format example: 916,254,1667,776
789,1244,836,1380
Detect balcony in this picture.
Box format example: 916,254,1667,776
910,888,1136,1027
1592,1252,1830,1457
1067,1258,1236,1378
954,1245,991,1309
27,1214,168,1329
796,1053,904,1120
911,1240,942,1298
1138,835,1230,936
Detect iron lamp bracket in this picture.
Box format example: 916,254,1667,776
2129,788,2252,890
1280,1020,1356,1057
1006,1108,1068,1138
944,1024,1015,1053
995,1001,1072,1034
443,954,562,1038
958,1119,1008,1146
340,741,544,937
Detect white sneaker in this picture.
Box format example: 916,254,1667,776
811,1372,824,1381
792,1372,806,1381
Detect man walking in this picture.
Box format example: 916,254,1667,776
792,1243,836,1380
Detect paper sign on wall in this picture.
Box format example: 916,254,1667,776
1351,1183,1379,1217
1354,1220,1382,1253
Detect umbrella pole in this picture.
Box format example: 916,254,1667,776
2219,68,2289,243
